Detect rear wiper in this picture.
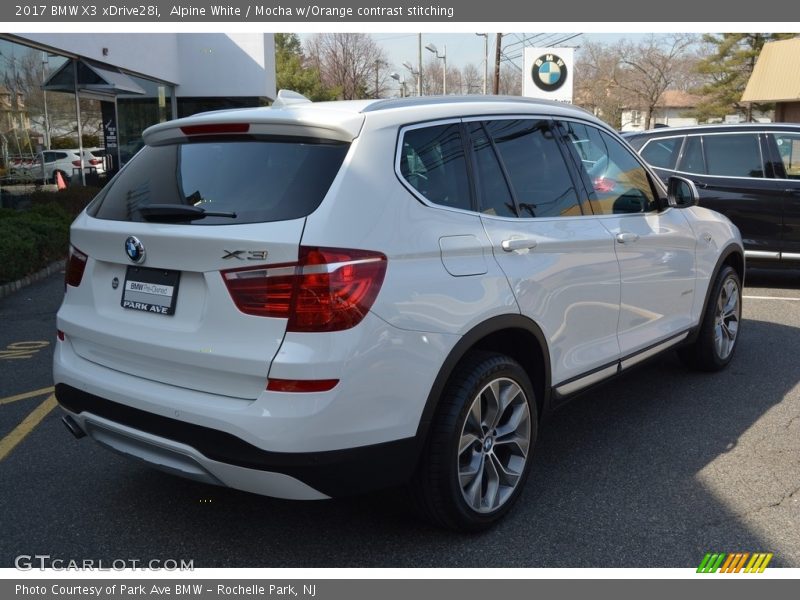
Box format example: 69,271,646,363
139,204,237,222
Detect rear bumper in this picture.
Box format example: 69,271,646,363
56,384,419,499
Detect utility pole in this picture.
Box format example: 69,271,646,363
493,33,503,95
374,59,381,99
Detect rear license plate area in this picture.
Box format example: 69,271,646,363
121,266,181,316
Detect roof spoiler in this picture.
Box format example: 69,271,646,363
272,89,312,109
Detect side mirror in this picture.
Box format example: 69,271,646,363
667,175,699,208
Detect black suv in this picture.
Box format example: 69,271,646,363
625,124,800,267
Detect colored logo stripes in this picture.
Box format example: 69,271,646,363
697,552,773,573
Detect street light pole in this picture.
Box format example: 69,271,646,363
476,33,488,95
425,43,447,95
402,61,420,97
442,45,447,95
41,53,51,150
390,72,406,98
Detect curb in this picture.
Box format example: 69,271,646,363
0,259,66,301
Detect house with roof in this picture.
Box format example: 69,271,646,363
620,90,705,132
742,37,800,123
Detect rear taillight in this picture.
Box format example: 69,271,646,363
89,158,101,165
65,246,88,289
222,246,387,332
71,160,82,167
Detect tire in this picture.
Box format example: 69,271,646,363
678,264,742,371
413,351,538,531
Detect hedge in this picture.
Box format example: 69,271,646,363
0,186,101,284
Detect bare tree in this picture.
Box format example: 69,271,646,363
446,65,463,95
616,34,697,129
422,57,443,95
305,33,390,100
462,63,482,94
498,64,521,96
574,41,628,128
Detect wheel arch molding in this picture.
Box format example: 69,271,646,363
413,314,552,451
690,243,745,345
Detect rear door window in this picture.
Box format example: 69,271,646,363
483,119,582,218
89,138,350,225
703,133,764,178
467,121,517,218
640,136,683,170
678,136,705,174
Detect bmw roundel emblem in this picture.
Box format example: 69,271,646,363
125,236,146,264
533,53,568,92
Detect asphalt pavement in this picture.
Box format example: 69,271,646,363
0,267,798,568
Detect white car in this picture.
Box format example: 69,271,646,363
54,93,744,530
15,148,104,183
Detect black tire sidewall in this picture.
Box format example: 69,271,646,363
703,265,742,368
440,354,538,530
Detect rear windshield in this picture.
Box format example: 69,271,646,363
88,138,350,225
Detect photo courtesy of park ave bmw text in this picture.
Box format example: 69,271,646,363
0,0,799,596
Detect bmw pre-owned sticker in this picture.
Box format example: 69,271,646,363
121,266,181,316
533,54,568,92
125,235,146,264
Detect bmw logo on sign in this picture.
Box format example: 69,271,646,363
533,54,567,92
523,47,574,102
125,236,146,264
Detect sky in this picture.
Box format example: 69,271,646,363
298,31,657,83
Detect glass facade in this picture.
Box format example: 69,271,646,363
117,73,173,165
0,38,75,181
0,35,175,188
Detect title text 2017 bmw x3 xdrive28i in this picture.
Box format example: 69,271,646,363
54,92,744,531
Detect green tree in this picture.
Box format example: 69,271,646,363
692,33,795,122
274,33,338,101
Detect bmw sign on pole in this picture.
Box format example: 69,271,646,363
523,48,574,103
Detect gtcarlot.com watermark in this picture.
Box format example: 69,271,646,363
15,554,194,571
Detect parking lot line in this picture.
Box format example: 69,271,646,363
743,295,800,301
0,394,57,461
0,386,55,406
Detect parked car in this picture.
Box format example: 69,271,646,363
13,148,106,183
624,124,800,266
84,147,107,176
55,93,744,530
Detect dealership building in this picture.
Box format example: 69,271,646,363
0,33,276,177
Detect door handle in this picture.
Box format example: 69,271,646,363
615,232,640,244
501,238,538,252
785,188,800,195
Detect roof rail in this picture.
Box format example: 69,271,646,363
272,89,312,109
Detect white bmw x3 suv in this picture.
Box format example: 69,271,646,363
54,92,744,530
